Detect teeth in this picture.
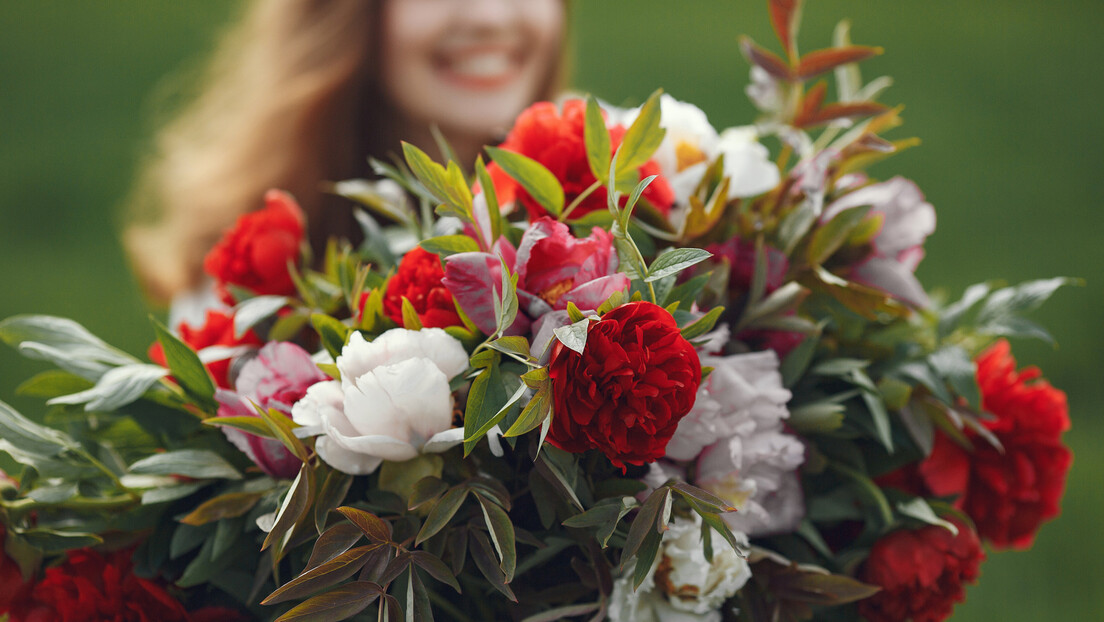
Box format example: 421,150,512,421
449,53,513,78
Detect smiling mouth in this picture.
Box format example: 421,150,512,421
436,48,524,90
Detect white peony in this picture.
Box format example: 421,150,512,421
292,328,469,475
608,514,751,622
666,350,806,537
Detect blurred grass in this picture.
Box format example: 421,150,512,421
1,1,1100,620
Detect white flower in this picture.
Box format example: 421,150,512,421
667,350,806,537
609,515,751,622
615,95,778,207
292,328,469,475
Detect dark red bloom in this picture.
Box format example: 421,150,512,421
547,301,701,469
1,547,242,622
917,340,1072,549
203,189,305,302
488,100,675,220
858,519,984,622
378,247,462,328
148,310,263,389
0,525,33,612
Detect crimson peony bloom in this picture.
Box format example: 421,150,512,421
203,189,305,302
148,309,263,389
547,301,701,469
917,340,1072,549
488,100,675,220
0,525,32,613
2,547,243,622
379,246,462,328
858,519,984,622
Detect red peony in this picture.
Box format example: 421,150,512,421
149,309,263,389
916,340,1072,549
2,547,243,622
546,301,701,469
378,247,462,328
858,519,984,622
203,189,305,302
488,100,675,220
1,525,32,612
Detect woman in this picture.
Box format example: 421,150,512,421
125,0,566,305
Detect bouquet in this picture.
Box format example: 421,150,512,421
0,2,1075,620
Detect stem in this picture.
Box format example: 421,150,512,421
2,493,139,517
559,180,603,222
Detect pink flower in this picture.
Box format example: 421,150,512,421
822,177,936,307
215,342,327,478
442,217,629,335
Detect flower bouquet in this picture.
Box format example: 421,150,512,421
0,2,1075,621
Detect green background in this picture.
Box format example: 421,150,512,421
0,1,1100,619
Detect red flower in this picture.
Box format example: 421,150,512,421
1,525,32,612
858,519,984,622
378,247,462,328
203,189,305,302
2,547,242,622
488,100,675,220
149,310,263,389
917,340,1072,549
547,301,701,469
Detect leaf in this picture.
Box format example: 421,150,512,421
264,544,380,605
408,477,449,511
315,470,354,533
813,358,870,376
485,146,564,216
476,493,517,581
16,528,102,554
584,96,611,182
485,336,532,362
670,481,738,513
632,528,663,589
45,363,167,412
0,315,137,381
141,481,208,505
15,370,92,399
521,603,602,622
928,346,981,409
311,314,351,361
463,364,526,453
336,507,393,544
306,522,365,570
402,142,472,220
644,248,712,283
416,486,468,545
420,235,481,257
409,550,461,594
263,465,313,552
739,36,791,80
619,174,656,229
0,398,77,457
795,45,883,80
129,450,241,480
474,156,502,244
332,178,415,227
275,581,384,622
806,205,871,266
896,498,959,535
977,277,1079,325
780,332,820,388
151,318,216,410
469,530,517,601
202,416,275,438
788,401,846,433
552,318,590,355
615,89,666,177
938,283,991,338
180,491,263,526
233,296,290,337
503,380,551,438
768,0,801,59
777,201,818,256
680,306,725,341
257,407,309,464
622,487,669,566
495,256,520,337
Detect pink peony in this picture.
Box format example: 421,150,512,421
215,342,327,478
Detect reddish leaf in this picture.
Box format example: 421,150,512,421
769,0,801,59
796,101,889,129
799,81,828,122
179,491,263,526
263,544,381,605
305,522,364,570
796,45,884,80
274,581,383,622
336,507,392,544
740,36,792,80
408,550,462,594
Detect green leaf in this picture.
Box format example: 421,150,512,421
402,141,473,221
552,318,590,355
409,550,462,594
485,146,565,216
314,469,354,533
263,465,313,552
306,522,365,570
416,486,469,545
275,580,384,622
521,603,602,622
332,178,416,227
615,89,666,177
474,156,502,244
562,497,635,548
937,282,991,338
378,454,443,501
469,530,517,602
233,296,290,338
780,332,820,388
16,370,93,399
896,498,959,535
632,528,663,589
257,407,309,464
619,174,656,229
788,401,846,433
129,450,241,480
476,493,517,581
400,297,423,330
141,481,208,505
264,545,381,605
503,380,551,438
669,481,738,513
151,317,216,410
202,415,275,438
928,346,980,409
777,201,818,256
680,306,725,341
311,314,351,361
408,477,449,511
977,277,1079,324
463,360,524,454
47,363,167,412
16,528,102,554
622,487,669,567
584,96,612,182
420,235,481,257
0,315,137,381
485,336,532,362
495,256,520,338
644,248,713,283
806,204,871,266
180,491,263,526
0,398,77,457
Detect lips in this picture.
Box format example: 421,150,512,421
436,47,524,90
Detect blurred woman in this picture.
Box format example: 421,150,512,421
125,0,566,304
